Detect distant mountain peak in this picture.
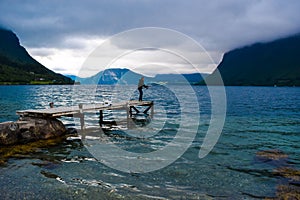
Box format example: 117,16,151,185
75,68,206,85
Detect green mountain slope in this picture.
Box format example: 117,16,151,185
206,34,300,86
0,28,73,84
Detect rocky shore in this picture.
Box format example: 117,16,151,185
0,117,67,145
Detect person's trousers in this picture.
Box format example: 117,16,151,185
138,87,143,101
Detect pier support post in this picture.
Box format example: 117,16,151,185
79,104,85,130
79,114,85,130
129,106,132,117
99,110,103,127
126,103,134,129
150,103,154,118
143,102,154,115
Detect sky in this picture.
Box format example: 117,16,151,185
0,0,300,77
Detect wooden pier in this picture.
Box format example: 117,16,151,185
16,101,154,130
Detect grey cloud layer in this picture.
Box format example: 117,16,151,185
0,0,300,52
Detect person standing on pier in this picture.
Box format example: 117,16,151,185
138,77,148,101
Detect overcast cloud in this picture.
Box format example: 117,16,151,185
0,0,300,76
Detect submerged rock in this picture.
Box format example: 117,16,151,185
255,149,289,168
272,167,300,198
0,117,67,145
256,149,288,160
275,184,300,200
273,167,300,182
0,134,70,164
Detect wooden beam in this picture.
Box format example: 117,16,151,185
143,105,152,114
16,100,154,130
130,106,140,114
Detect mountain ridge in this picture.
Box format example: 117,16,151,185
205,33,300,86
68,68,207,85
0,28,73,84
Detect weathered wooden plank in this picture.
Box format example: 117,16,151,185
16,101,153,118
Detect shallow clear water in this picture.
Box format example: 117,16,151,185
0,85,299,199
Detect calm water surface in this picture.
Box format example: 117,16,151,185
0,85,299,199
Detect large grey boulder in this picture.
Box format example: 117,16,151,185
0,117,67,145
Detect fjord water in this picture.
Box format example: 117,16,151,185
0,85,299,199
